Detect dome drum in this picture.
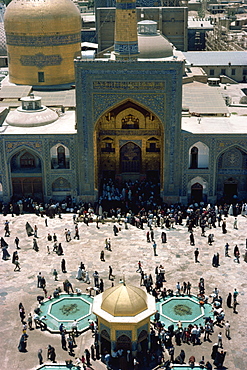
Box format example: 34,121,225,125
4,0,82,86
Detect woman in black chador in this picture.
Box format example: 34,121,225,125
18,333,28,352
26,222,33,237
226,292,232,308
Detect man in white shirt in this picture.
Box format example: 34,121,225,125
225,321,230,338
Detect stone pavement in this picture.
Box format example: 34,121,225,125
0,212,246,370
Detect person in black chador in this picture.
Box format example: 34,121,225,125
18,333,28,352
26,222,33,237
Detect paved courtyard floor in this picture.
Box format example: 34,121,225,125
0,212,246,370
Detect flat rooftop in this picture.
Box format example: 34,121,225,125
183,51,247,66
182,114,247,134
182,81,229,115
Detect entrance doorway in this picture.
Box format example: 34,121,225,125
116,334,132,351
100,330,111,354
224,178,238,201
191,182,203,203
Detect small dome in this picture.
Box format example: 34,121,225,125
101,284,148,317
6,95,58,127
138,20,173,59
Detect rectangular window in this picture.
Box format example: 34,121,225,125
243,69,247,76
221,69,226,75
231,69,236,76
38,72,45,83
209,69,214,76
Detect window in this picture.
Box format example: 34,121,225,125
38,72,45,83
146,137,160,152
190,147,198,169
20,152,35,168
189,142,209,169
57,146,66,167
50,144,70,169
243,69,247,76
221,69,226,75
231,69,236,76
209,69,214,76
101,138,115,153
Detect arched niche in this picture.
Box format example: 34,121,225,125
189,142,209,169
10,149,41,173
50,144,70,169
52,177,71,192
217,146,247,201
116,334,132,351
187,176,208,204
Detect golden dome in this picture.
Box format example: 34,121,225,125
4,0,81,86
101,284,148,317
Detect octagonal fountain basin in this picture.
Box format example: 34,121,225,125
37,293,95,333
36,365,80,370
156,295,213,327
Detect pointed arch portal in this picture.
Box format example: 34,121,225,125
95,99,163,188
10,148,43,201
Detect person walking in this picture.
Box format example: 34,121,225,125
34,225,38,238
74,224,80,240
233,288,238,303
190,231,195,246
93,271,99,287
225,321,230,338
61,258,66,273
153,241,157,256
14,257,21,271
84,348,90,366
47,345,56,363
53,269,58,281
33,238,39,252
222,219,227,234
108,266,114,280
136,261,142,273
146,231,150,243
27,313,33,330
225,243,229,257
218,332,223,348
37,272,42,288
90,344,95,361
38,349,43,365
226,292,232,308
100,250,105,262
194,248,199,263
15,236,20,249
187,281,191,295
161,231,167,243
99,278,104,293
61,332,67,350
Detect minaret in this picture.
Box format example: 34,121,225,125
114,0,139,59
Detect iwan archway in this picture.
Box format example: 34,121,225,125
94,100,164,190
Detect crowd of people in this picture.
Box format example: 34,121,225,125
1,179,247,369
